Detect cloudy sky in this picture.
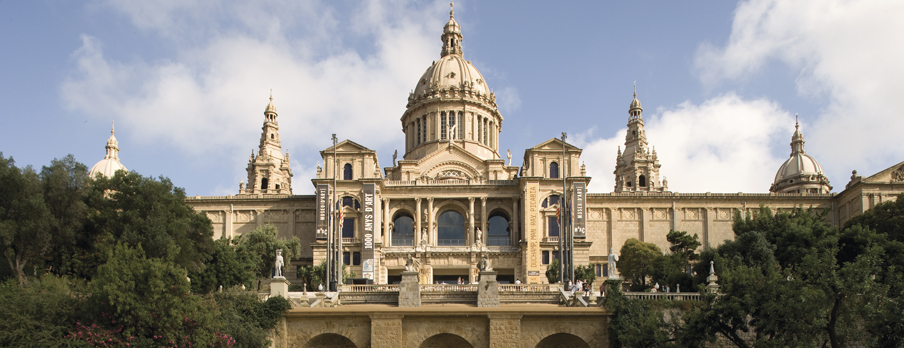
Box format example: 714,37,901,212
2,0,902,196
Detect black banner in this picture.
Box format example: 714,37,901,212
316,184,329,240
572,182,586,238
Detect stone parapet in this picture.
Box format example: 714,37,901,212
478,271,499,307
398,271,421,307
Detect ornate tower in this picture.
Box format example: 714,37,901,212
89,121,128,179
240,91,293,194
614,87,666,193
400,3,503,162
770,117,832,194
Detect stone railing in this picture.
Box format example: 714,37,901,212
383,179,518,187
338,284,401,305
340,284,400,292
420,284,477,292
498,284,561,304
498,284,560,292
624,292,701,301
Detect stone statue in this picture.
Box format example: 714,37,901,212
478,253,492,271
608,247,619,279
474,227,483,247
318,283,323,292
709,260,715,275
239,179,245,192
405,253,420,272
274,249,284,278
392,150,398,166
419,228,428,250
506,149,511,165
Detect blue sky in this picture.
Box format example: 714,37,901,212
2,0,902,195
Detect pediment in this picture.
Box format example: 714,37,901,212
413,145,489,179
530,138,582,152
321,139,375,154
864,160,904,183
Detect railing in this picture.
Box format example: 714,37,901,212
340,284,400,292
391,237,414,246
544,236,559,242
341,238,358,244
624,292,701,301
436,239,466,246
383,179,518,186
487,236,510,246
498,284,560,292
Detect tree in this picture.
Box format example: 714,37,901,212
235,224,301,281
298,260,353,291
603,279,676,348
0,275,85,347
190,238,255,293
0,153,53,284
545,258,559,284
81,171,216,277
39,155,90,278
619,238,662,290
574,264,596,286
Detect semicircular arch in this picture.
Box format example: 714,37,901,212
304,333,357,348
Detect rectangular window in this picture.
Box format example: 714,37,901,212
542,250,550,265
595,264,602,277
603,263,609,277
547,216,559,237
342,218,355,238
483,119,488,145
477,116,482,143
416,119,421,144
353,252,361,265
343,252,350,266
422,116,427,143
458,112,464,139
441,112,447,140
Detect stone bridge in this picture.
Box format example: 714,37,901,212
274,305,610,348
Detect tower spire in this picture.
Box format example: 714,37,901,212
441,2,463,57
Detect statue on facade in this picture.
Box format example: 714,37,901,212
405,253,420,272
474,227,483,248
478,253,492,271
239,179,245,192
392,150,398,166
274,249,284,278
608,247,619,279
419,228,428,250
506,149,511,166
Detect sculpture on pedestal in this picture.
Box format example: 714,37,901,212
478,253,492,271
405,253,420,272
419,228,428,250
608,247,619,279
274,249,284,278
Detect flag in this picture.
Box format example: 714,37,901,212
338,205,344,229
556,206,561,224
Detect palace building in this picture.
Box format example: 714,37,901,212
97,7,904,288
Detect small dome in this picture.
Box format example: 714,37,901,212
773,153,825,184
629,85,642,112
413,55,490,96
770,119,831,193
265,90,277,114
89,122,128,179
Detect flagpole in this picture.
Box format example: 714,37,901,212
330,134,338,292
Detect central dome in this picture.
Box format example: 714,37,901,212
413,55,490,97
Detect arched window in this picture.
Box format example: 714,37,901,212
392,213,414,246
343,163,352,180
639,175,647,187
437,210,465,246
549,162,559,179
487,211,510,246
341,196,360,210
261,178,269,190
541,195,560,208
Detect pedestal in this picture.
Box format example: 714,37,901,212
398,271,421,307
478,271,499,307
270,277,290,299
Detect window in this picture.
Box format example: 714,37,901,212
342,196,360,210
343,163,353,180
416,119,421,145
422,115,427,143
437,210,465,246
549,162,559,179
477,117,482,143
343,252,350,266
458,112,464,139
275,184,280,190
392,213,415,246
639,175,646,187
487,212,510,246
441,112,447,140
483,119,488,145
542,250,550,265
449,111,456,139
541,195,560,208
261,178,269,190
547,216,559,237
342,218,355,238
352,252,361,265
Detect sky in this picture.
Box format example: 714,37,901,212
1,0,902,196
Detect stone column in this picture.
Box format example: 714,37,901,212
704,208,714,248
398,271,421,307
477,271,499,307
226,204,234,239
370,314,404,348
489,314,522,348
469,197,476,245
511,197,519,245
427,198,434,245
383,198,390,247
481,197,488,241
415,198,422,246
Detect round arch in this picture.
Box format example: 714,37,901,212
535,333,589,348
305,333,357,348
487,208,511,246
437,210,466,246
420,333,473,348
392,210,415,246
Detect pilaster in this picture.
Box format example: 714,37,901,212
370,314,404,348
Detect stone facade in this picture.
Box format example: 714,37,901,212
182,5,904,288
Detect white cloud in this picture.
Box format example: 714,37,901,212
63,0,450,187
575,94,793,193
696,0,904,183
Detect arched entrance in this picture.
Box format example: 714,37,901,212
305,333,357,348
420,333,473,348
535,333,589,348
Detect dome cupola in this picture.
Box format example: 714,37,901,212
770,116,832,194
89,121,128,179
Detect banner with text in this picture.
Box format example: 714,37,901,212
362,183,376,280
572,182,586,238
315,184,329,240
526,182,541,284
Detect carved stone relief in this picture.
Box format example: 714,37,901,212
892,165,904,182
206,211,223,223
236,211,252,222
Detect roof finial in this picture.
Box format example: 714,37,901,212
795,113,799,129
270,88,273,102
633,81,637,98
111,120,115,135
450,2,454,19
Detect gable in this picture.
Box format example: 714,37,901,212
865,160,904,183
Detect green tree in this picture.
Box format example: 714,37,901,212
298,260,353,290
236,224,301,280
190,238,255,293
545,258,559,284
81,171,216,278
209,290,290,348
0,275,85,347
574,264,596,286
0,153,53,284
603,279,676,348
619,238,662,290
39,155,90,278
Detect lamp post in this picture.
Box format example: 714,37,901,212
330,134,339,292
559,132,567,284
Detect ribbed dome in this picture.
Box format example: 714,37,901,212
89,122,128,179
414,55,489,97
770,119,831,193
773,153,825,183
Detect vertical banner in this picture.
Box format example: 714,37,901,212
362,183,376,280
315,184,329,240
526,182,541,284
572,182,586,238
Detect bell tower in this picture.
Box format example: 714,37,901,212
614,86,666,193
240,90,293,195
